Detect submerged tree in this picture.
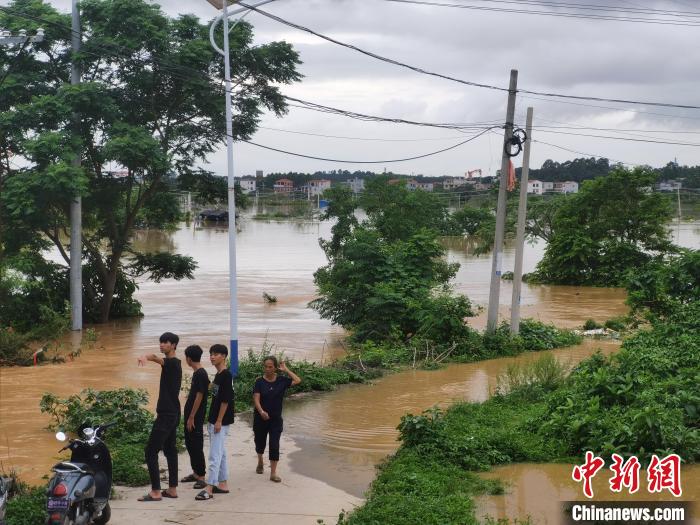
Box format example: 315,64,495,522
1,0,301,322
534,167,675,286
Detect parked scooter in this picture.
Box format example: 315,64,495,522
46,423,115,525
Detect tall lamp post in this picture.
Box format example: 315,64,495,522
206,0,278,377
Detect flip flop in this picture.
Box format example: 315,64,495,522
195,490,213,501
193,480,207,489
138,494,162,502
161,490,178,499
212,486,230,494
180,474,198,482
256,464,264,474
270,475,282,483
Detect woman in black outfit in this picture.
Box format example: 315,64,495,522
252,356,301,482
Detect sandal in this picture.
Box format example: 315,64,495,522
138,494,162,502
195,490,213,501
256,464,264,474
270,475,282,483
180,474,198,483
161,490,178,499
212,486,229,494
193,480,207,490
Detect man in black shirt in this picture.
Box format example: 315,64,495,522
181,345,210,489
137,332,182,501
195,344,234,501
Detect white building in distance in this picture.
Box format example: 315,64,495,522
238,176,256,194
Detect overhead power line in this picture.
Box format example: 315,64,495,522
238,2,700,110
384,0,700,26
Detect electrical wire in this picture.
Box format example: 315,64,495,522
257,125,475,141
239,1,700,110
240,127,495,163
384,0,700,26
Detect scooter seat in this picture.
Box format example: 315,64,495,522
53,462,94,474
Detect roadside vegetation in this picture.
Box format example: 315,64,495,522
340,250,699,524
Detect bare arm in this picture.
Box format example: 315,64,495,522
137,353,164,367
186,392,205,431
280,362,301,386
253,392,269,420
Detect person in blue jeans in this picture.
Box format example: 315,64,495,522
253,356,301,482
196,344,234,501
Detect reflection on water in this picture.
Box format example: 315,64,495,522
477,463,700,524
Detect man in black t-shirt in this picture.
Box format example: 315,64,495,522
180,345,210,489
195,344,234,501
137,332,183,502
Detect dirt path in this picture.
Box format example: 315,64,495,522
110,421,362,525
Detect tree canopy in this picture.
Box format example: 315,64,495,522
533,167,675,286
0,0,301,324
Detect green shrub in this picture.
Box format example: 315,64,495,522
583,318,602,330
604,316,627,331
0,327,32,366
497,354,570,395
5,485,46,525
518,319,582,350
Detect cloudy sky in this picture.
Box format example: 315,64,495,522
43,0,700,177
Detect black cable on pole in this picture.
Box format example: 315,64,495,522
239,127,495,163
384,0,700,26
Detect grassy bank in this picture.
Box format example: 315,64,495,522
340,304,699,524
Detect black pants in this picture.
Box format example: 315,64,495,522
253,415,283,461
145,413,179,490
184,416,206,477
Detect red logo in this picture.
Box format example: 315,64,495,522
647,454,682,497
572,451,605,498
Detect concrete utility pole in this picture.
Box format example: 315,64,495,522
69,0,83,331
510,107,534,335
486,69,518,334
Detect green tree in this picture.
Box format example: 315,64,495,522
534,167,675,286
312,180,472,343
1,0,301,322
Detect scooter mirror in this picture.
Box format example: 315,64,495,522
55,431,67,442
83,428,94,439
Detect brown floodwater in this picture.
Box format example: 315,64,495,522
477,463,700,524
1,216,698,519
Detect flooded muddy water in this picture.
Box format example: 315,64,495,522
1,216,699,519
283,339,622,498
477,463,700,524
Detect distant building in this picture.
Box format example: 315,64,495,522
307,179,331,196
542,181,554,192
656,180,682,192
238,176,256,194
417,182,434,192
256,170,264,178
528,180,543,195
554,181,579,194
342,177,365,194
473,181,492,191
273,178,294,193
406,179,419,191
442,177,468,190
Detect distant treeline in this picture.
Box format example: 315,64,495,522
260,159,700,188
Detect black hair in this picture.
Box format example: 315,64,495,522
209,344,228,357
263,356,278,368
184,345,203,362
159,332,179,347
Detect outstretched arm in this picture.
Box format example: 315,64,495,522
137,354,164,367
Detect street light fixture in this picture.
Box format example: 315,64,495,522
206,0,279,377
